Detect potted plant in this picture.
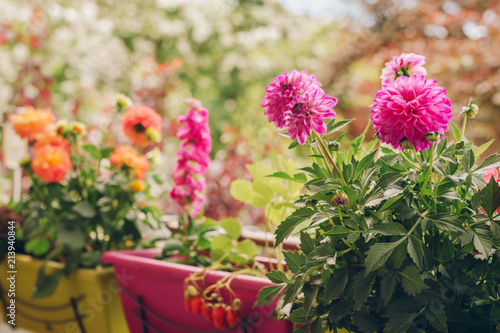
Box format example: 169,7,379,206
254,56,500,332
102,99,293,333
0,98,165,333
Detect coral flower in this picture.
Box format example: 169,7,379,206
371,75,453,152
121,105,162,147
283,90,337,145
110,145,150,180
9,107,56,142
31,143,72,183
33,134,69,154
262,70,322,129
380,52,427,85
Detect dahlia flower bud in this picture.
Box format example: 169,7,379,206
331,191,348,207
328,141,341,152
306,199,318,207
116,94,133,112
145,127,161,143
461,99,479,119
19,156,32,169
70,121,86,136
55,120,69,135
400,138,414,150
425,132,441,142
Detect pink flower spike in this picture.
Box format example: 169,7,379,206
283,90,337,145
380,52,427,85
262,70,322,129
370,75,452,152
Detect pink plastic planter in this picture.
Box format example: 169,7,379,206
102,249,293,333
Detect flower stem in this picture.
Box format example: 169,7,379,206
362,119,372,138
428,142,434,190
459,116,467,142
309,140,332,177
400,150,420,171
314,132,346,186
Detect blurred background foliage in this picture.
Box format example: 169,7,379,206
0,0,499,224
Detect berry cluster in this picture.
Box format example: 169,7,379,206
184,272,242,330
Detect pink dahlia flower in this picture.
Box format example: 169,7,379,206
371,75,453,152
170,98,212,218
380,53,427,85
283,90,338,145
262,70,322,129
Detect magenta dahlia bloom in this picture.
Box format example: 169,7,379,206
262,70,322,129
170,98,212,218
380,53,427,85
283,90,338,145
371,75,453,152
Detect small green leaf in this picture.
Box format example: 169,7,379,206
480,176,500,218
72,201,96,218
407,235,424,269
32,266,63,299
210,235,233,260
288,307,314,324
266,271,292,284
428,214,464,232
275,208,314,246
288,140,299,149
55,225,85,249
353,270,376,310
474,139,494,159
354,150,377,181
325,268,348,302
380,273,397,306
83,144,101,159
220,218,241,240
398,264,428,296
461,149,475,173
325,225,359,235
237,239,260,259
254,285,285,308
451,122,461,142
304,286,318,317
426,300,448,333
25,237,50,256
475,153,500,173
300,232,314,255
283,251,306,273
372,223,407,236
230,179,254,204
326,119,354,135
383,312,419,333
365,238,406,274
380,194,405,212
472,230,493,257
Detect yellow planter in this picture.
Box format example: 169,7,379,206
0,254,129,333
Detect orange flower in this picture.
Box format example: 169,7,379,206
130,180,144,192
31,141,72,183
33,134,69,154
121,105,162,147
110,145,150,180
9,107,56,142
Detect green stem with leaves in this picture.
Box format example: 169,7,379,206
400,150,420,171
313,132,346,186
459,116,467,142
428,142,434,191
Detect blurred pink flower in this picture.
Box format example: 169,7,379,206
380,53,427,85
170,98,212,218
283,90,338,145
371,75,453,152
262,70,321,129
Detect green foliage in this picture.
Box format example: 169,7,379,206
257,125,500,332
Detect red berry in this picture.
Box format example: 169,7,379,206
184,296,191,312
212,305,228,329
191,295,202,315
226,309,239,328
201,301,213,322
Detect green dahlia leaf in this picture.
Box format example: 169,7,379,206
365,237,406,274
398,264,428,296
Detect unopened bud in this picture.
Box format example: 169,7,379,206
331,191,348,207
19,156,31,169
328,141,341,152
70,121,86,136
55,120,69,135
306,199,317,207
461,99,479,119
425,132,441,142
400,138,414,150
116,94,132,111
145,127,161,143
